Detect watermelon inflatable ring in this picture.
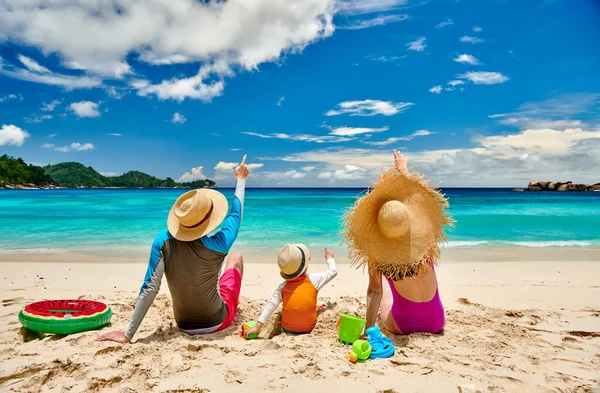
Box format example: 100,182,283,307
19,299,112,335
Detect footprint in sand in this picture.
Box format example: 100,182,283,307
2,297,28,307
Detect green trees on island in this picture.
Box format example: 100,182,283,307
0,155,54,185
0,155,216,189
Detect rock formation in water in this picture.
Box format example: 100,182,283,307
515,180,600,192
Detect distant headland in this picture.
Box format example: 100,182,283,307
0,155,216,190
515,180,600,192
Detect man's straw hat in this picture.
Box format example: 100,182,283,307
167,189,229,241
278,244,311,280
343,167,453,280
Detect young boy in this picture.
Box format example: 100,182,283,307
243,244,337,337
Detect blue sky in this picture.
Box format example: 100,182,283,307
1,0,599,187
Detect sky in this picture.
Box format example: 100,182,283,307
1,0,599,187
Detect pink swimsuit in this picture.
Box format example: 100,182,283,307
386,267,445,334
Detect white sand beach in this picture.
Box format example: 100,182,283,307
1,253,599,393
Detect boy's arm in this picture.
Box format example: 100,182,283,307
309,247,338,291
243,282,284,338
257,282,285,325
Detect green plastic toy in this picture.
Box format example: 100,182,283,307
337,313,367,345
352,340,372,360
240,320,259,340
349,339,372,363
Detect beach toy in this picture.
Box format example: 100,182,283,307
240,320,259,340
336,313,367,345
317,301,337,312
365,326,395,359
19,299,112,335
348,339,372,363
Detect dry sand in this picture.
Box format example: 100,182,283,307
1,254,599,393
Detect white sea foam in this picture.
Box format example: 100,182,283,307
442,241,489,248
510,241,595,248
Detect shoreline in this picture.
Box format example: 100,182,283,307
1,244,599,264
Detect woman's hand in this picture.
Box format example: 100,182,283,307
235,155,250,180
324,247,334,260
393,149,408,175
96,330,131,344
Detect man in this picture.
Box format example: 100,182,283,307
98,155,250,343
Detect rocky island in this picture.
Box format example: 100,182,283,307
515,180,600,192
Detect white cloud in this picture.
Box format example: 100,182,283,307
0,124,29,147
18,55,51,74
448,80,465,87
172,112,187,124
69,101,101,118
488,93,600,129
0,1,337,100
214,161,264,179
100,172,118,177
365,54,404,63
242,131,352,144
329,126,389,136
318,164,366,180
302,166,316,171
133,62,228,102
41,100,61,112
363,137,404,146
338,14,409,30
460,35,484,44
230,148,242,151
364,129,433,146
0,55,101,90
458,71,510,85
275,120,600,187
0,93,23,103
42,142,94,152
70,142,94,151
435,18,454,29
453,54,480,65
48,134,56,138
473,26,483,33
25,114,54,123
336,0,408,15
429,85,442,94
406,37,427,52
265,170,306,179
326,99,414,116
277,97,285,106
177,166,207,183
107,133,122,137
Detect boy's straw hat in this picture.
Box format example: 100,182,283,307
278,244,311,280
167,189,229,241
343,167,453,280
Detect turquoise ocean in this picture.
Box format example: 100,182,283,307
1,188,599,254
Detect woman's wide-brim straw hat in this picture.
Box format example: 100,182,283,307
343,166,453,279
167,189,229,241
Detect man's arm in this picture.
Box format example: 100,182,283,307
97,230,169,343
201,155,249,254
200,179,245,254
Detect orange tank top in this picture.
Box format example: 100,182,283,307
281,275,318,333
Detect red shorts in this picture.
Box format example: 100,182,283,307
215,268,242,331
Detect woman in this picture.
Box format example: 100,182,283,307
343,150,452,335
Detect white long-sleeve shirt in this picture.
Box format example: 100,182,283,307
257,258,337,325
